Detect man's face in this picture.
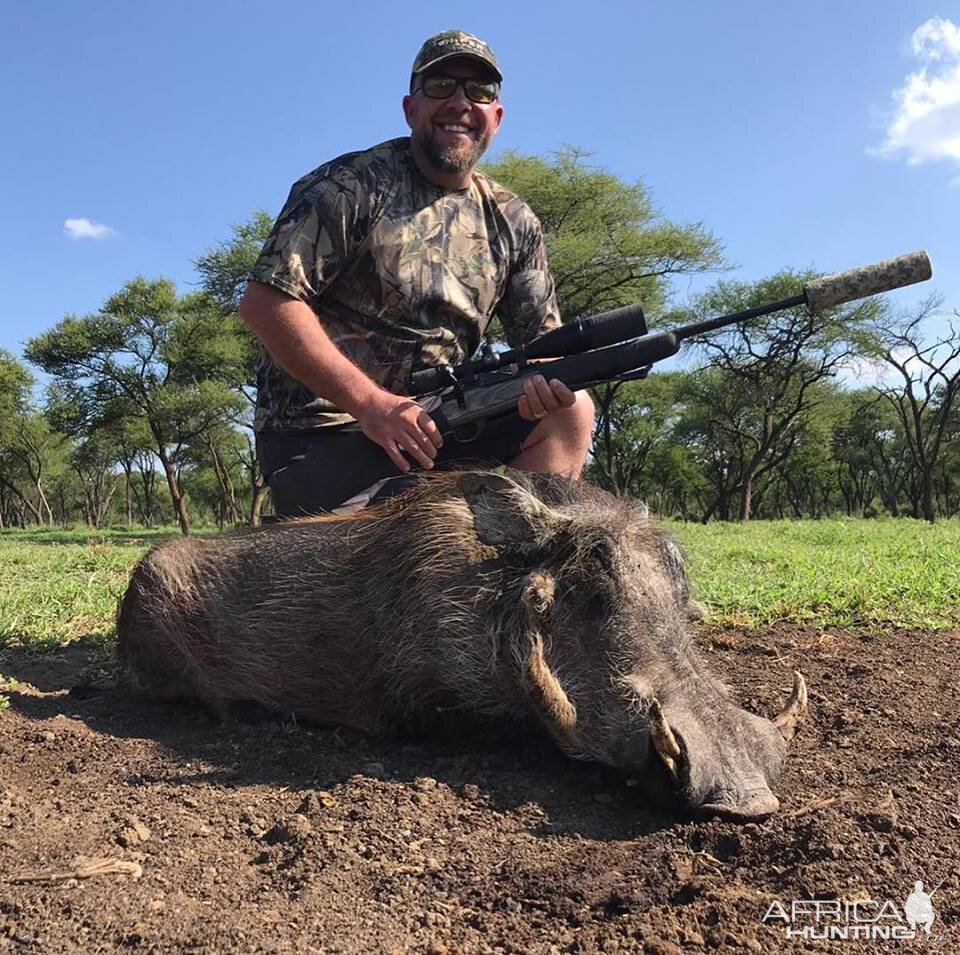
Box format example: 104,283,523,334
403,57,504,183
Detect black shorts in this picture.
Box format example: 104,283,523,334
258,413,537,517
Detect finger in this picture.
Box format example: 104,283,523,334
531,374,562,411
522,376,548,419
548,378,577,407
411,431,439,459
401,436,435,470
416,412,444,450
383,441,411,473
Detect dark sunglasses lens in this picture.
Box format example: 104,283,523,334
464,80,497,104
421,77,457,99
420,76,498,104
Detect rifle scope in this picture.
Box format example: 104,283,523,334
407,303,647,395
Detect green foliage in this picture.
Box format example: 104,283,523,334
589,372,690,495
193,210,274,311
0,350,34,419
25,276,248,533
482,147,725,321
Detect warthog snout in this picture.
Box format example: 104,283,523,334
118,469,807,820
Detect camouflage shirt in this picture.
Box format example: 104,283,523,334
249,137,561,432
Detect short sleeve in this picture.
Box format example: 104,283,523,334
248,167,367,310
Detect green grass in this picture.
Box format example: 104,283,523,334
0,518,957,651
0,526,179,649
669,517,960,630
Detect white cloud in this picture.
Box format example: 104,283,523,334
875,17,960,168
836,354,893,388
837,347,944,389
63,217,116,240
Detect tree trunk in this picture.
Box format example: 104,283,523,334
250,482,269,527
124,468,133,525
158,452,190,535
738,476,753,522
921,472,936,523
0,475,43,525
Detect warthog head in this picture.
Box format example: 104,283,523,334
460,472,807,820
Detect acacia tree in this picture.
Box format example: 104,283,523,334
0,351,43,525
484,148,725,319
68,433,121,527
194,211,274,314
587,372,687,496
873,302,960,522
26,278,245,534
194,213,272,524
0,351,72,525
182,422,248,527
831,391,910,516
485,147,726,475
686,272,881,520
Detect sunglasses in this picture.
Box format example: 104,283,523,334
416,75,499,105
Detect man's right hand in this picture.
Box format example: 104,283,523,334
354,390,444,473
238,284,445,473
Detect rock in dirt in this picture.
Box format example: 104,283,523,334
116,816,152,847
643,939,683,955
264,814,313,845
864,789,898,832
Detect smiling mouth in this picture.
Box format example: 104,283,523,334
437,122,474,137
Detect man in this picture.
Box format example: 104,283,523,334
239,30,594,516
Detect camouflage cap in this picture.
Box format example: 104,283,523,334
411,30,502,82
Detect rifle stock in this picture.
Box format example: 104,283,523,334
430,332,680,436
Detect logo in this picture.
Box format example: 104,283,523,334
761,878,945,942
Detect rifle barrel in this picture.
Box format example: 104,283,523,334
673,294,807,345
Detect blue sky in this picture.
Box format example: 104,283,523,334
2,0,957,365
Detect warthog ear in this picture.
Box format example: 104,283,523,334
520,571,580,753
459,472,571,552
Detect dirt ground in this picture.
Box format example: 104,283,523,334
2,624,959,954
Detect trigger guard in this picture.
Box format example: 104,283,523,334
451,421,486,443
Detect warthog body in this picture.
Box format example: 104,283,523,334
118,470,804,819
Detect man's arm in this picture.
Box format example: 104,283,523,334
239,281,442,472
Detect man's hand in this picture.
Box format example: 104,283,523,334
355,390,444,473
517,374,577,422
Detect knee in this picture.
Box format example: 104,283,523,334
564,390,595,443
572,390,595,428
544,390,594,450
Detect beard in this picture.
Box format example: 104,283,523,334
416,128,491,176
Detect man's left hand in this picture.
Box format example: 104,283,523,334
517,374,577,422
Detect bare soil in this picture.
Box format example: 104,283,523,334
2,625,959,954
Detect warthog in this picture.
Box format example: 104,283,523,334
118,470,806,820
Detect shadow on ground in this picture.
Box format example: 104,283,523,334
1,636,673,843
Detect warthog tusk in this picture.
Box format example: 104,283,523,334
648,697,682,779
773,670,808,742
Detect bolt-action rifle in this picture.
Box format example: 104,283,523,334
407,251,933,442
